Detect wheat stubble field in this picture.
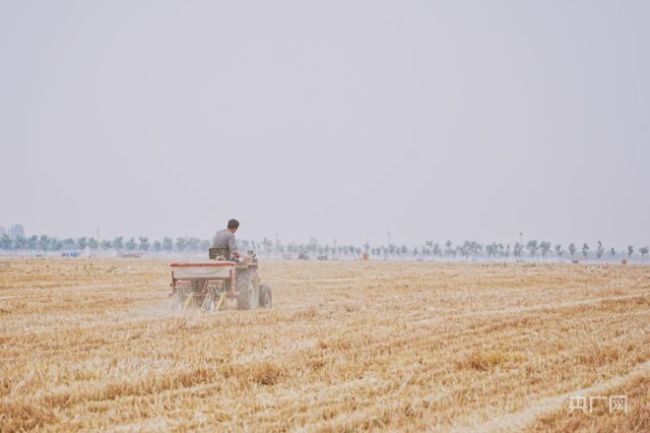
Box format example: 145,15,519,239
0,259,649,433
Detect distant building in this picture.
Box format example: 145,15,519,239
8,224,25,239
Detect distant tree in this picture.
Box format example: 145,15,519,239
2,236,14,250
240,239,251,252
50,238,62,251
554,244,563,257
112,237,124,250
261,238,273,254
8,224,25,239
100,240,112,250
62,238,75,250
26,235,38,250
640,247,649,260
627,245,634,258
13,236,26,250
176,237,187,252
138,237,149,251
125,237,137,251
38,235,50,251
596,240,605,259
162,237,173,251
581,243,589,258
459,241,470,258
152,240,162,252
610,247,616,258
88,238,98,249
526,240,538,257
568,243,577,258
444,240,454,256
76,237,88,250
187,237,201,251
539,241,551,257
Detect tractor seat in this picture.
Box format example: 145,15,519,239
209,247,231,260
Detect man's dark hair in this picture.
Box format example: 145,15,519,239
227,219,240,230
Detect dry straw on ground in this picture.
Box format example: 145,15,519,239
0,258,648,432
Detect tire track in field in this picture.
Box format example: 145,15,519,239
0,283,157,300
447,360,650,433
414,291,650,326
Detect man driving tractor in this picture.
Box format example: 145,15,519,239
170,217,271,311
211,219,241,261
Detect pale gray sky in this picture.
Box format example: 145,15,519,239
1,1,648,247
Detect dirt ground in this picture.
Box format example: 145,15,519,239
1,258,649,432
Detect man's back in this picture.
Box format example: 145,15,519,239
211,219,241,260
212,229,238,252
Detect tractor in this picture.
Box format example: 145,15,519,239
169,248,271,312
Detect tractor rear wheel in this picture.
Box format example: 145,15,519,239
259,284,272,308
237,268,260,310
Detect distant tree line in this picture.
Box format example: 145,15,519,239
0,234,208,254
0,233,648,261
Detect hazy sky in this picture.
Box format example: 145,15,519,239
1,1,648,247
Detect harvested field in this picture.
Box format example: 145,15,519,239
0,258,649,432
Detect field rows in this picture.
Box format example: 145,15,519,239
1,259,649,432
